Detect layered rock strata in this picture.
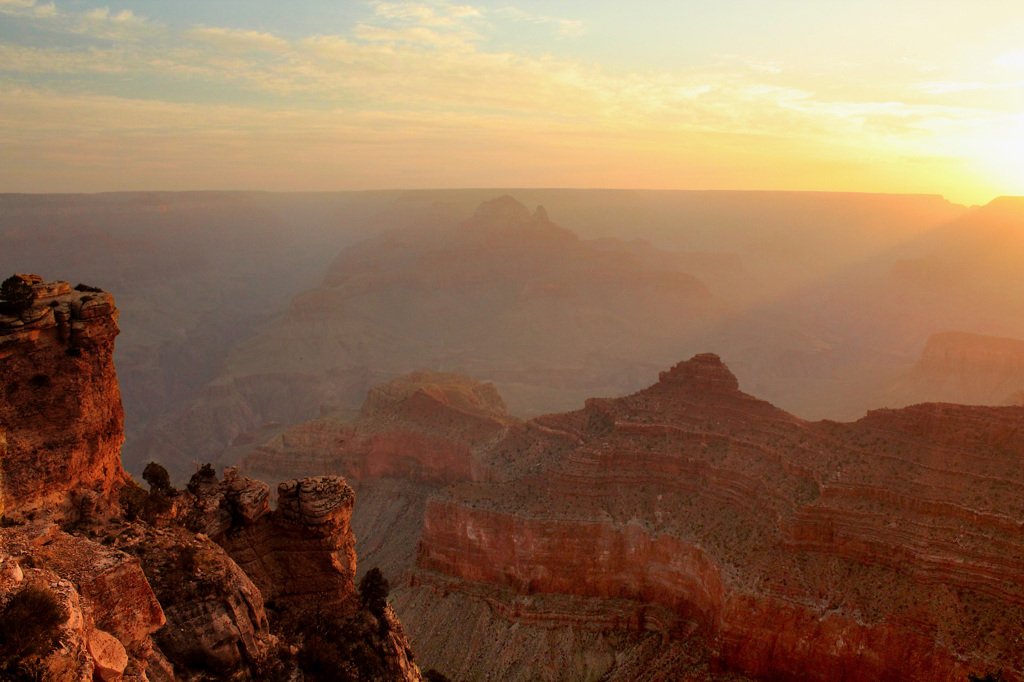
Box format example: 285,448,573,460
182,469,422,680
887,330,1024,407
0,275,127,518
188,469,359,609
406,354,1024,681
241,371,516,579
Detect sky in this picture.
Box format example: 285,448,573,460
1,0,1023,204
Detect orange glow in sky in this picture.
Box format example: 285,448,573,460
1,0,1023,204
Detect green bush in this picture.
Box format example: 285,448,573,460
0,584,69,678
119,480,148,521
358,567,390,618
73,283,103,293
187,462,218,495
143,462,172,493
0,275,35,316
424,670,454,682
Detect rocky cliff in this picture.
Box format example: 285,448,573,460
240,371,516,580
0,275,128,519
233,354,1009,681
406,354,1024,680
0,275,423,682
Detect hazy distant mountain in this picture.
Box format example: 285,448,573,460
881,331,1024,408
0,191,407,469
2,188,979,479
137,195,734,476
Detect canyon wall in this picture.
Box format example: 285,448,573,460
408,354,1024,680
252,353,1024,680
0,275,128,518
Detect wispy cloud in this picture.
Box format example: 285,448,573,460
0,0,55,17
498,7,585,39
912,79,1024,94
186,27,291,54
995,52,1024,69
898,57,938,73
373,1,482,27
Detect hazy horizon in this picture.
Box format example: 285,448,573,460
3,1,1024,204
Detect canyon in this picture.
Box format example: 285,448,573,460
7,190,1024,680
0,276,423,682
10,189,962,480
246,354,1024,681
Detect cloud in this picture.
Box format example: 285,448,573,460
373,2,482,27
911,79,1024,94
995,52,1024,69
0,0,53,17
186,27,291,54
0,0,1014,202
898,57,938,73
498,7,584,38
352,23,479,48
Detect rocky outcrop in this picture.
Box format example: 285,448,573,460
0,274,422,681
128,524,272,677
406,354,1024,681
1,521,166,680
239,371,516,581
0,275,128,519
185,469,358,609
181,469,423,681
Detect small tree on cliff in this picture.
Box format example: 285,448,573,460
143,461,172,493
0,275,35,316
358,567,390,618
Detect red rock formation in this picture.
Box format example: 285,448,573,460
209,472,359,609
0,274,422,681
411,354,1024,681
183,468,423,680
0,275,128,519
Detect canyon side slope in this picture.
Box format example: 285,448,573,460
246,355,1024,682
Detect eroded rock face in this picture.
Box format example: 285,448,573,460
181,469,423,681
0,275,127,519
134,525,272,677
188,470,359,610
0,275,423,682
1,522,166,679
410,353,1024,681
239,371,516,581
33,529,166,655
